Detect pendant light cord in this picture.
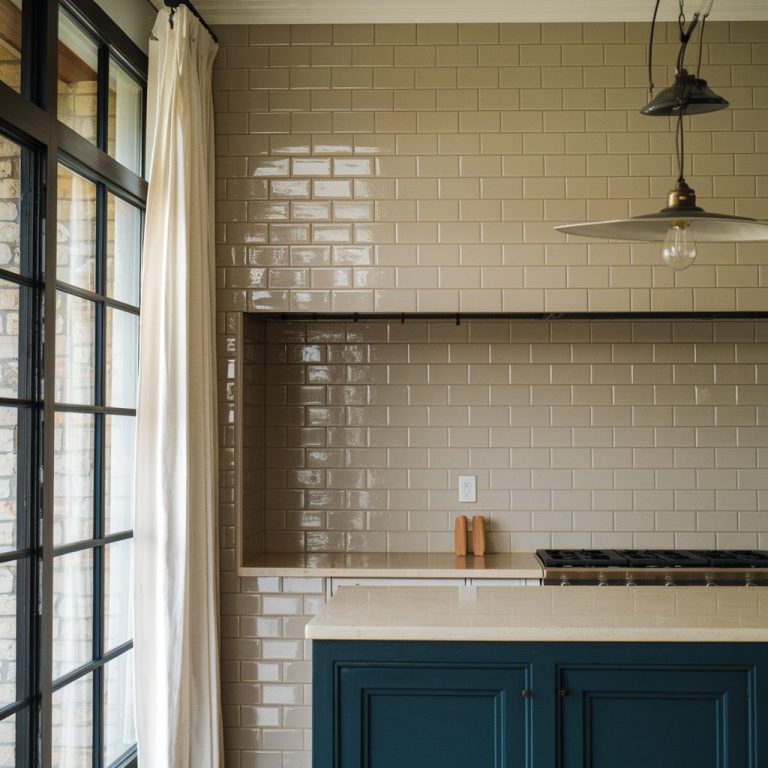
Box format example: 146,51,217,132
695,12,707,78
676,113,686,183
676,21,696,75
647,0,662,98
676,0,688,75
695,0,715,77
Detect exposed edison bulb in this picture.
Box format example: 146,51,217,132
661,220,697,270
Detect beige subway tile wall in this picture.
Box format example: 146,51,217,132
241,316,266,558
214,21,768,315
214,21,768,768
242,318,768,556
221,313,327,768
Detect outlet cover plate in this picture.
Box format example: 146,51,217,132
458,475,476,503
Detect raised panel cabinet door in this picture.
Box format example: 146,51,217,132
558,666,752,768
337,664,529,768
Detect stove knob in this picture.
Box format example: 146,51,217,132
559,575,571,587
705,577,717,588
625,578,637,587
597,579,608,587
664,577,675,588
745,578,757,588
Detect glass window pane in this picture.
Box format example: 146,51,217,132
56,166,96,292
0,562,16,709
55,292,95,406
0,713,15,768
104,650,135,765
0,407,18,553
52,549,93,680
106,194,141,306
54,413,94,547
105,416,134,535
105,540,131,651
0,280,19,399
52,673,92,767
105,308,138,409
0,0,21,94
0,136,22,274
57,10,98,144
108,59,142,175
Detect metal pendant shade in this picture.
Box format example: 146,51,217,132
639,73,728,116
556,176,768,243
556,213,768,242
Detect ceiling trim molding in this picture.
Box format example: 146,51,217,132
198,0,768,25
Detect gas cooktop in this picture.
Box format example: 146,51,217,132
537,549,768,569
536,549,768,586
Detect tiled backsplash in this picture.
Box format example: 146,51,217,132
214,21,768,315
242,318,768,558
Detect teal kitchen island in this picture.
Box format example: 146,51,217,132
307,585,768,768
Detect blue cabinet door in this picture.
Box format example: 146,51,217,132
559,665,751,768
313,641,767,768
336,664,529,768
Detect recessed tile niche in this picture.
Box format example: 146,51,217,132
237,314,768,571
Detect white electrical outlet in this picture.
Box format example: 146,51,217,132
458,475,476,503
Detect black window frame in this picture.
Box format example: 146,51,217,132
0,125,44,768
0,1,148,766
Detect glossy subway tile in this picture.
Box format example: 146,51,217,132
216,22,768,764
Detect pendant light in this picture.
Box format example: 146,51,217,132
640,0,727,117
640,74,727,117
555,0,768,269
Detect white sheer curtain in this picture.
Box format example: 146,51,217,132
134,7,221,767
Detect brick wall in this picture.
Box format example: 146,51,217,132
0,132,19,768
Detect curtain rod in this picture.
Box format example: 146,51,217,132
164,0,218,44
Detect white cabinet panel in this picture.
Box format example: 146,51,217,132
328,577,466,598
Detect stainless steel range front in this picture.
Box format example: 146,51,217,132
535,549,768,587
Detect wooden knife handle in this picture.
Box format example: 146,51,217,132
472,515,486,557
454,515,468,557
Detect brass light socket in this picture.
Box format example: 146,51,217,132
666,181,698,210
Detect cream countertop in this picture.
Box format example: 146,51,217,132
239,551,542,578
306,585,768,643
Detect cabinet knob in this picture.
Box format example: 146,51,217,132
521,689,530,699
558,689,568,698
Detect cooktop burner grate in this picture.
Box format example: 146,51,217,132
698,550,768,568
536,548,768,570
616,550,709,568
537,549,627,568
